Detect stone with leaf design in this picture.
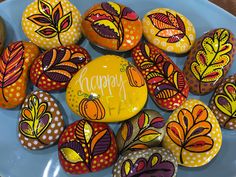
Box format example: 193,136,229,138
142,8,196,54
0,16,5,54
30,45,91,91
81,1,142,52
184,28,236,95
113,147,178,177
58,119,117,174
18,90,64,150
162,99,222,167
209,74,236,129
116,109,165,155
0,41,40,109
132,42,189,110
22,0,82,50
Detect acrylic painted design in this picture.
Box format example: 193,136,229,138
148,11,190,44
120,111,164,154
27,0,72,45
215,83,236,127
191,29,232,92
126,64,145,87
19,94,52,145
60,120,111,171
0,41,24,102
86,2,138,50
121,153,175,177
166,104,213,164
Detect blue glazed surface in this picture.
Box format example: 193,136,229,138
0,0,235,177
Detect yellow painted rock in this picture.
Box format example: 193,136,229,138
22,0,82,50
162,99,222,167
142,8,196,54
66,55,148,122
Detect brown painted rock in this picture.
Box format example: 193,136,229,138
0,41,40,109
132,42,189,110
184,28,236,95
113,147,178,177
209,74,236,129
18,90,64,150
58,119,118,174
30,45,90,91
0,16,5,54
116,109,165,155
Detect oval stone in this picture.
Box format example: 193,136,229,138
116,109,165,155
30,45,91,91
132,42,189,110
18,90,64,150
58,119,118,174
209,74,236,129
184,28,236,95
113,147,178,177
82,2,142,52
66,55,148,122
0,16,5,54
162,99,222,167
0,41,40,109
142,8,196,54
22,0,82,50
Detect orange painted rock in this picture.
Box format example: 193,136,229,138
30,45,90,91
209,74,236,129
18,90,64,150
184,28,236,95
82,2,142,52
0,41,40,109
58,119,118,174
132,42,189,111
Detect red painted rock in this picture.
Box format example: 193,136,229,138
184,28,236,95
132,42,189,110
30,45,90,91
58,119,118,174
209,74,236,129
18,90,64,150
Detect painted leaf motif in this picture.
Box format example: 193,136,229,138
38,0,52,18
138,112,149,129
101,2,121,16
92,19,119,39
129,143,149,151
52,2,63,26
84,121,93,143
186,121,212,140
191,29,232,83
141,43,151,58
91,129,111,156
121,121,133,141
86,9,113,23
75,119,88,144
121,159,132,176
58,12,72,33
192,104,208,123
146,72,164,84
178,109,194,134
157,29,183,38
138,129,161,142
163,62,174,77
27,14,51,26
173,71,185,90
122,7,138,20
166,121,184,146
215,95,232,116
140,61,154,70
36,26,57,38
155,84,178,99
185,136,214,152
150,117,165,128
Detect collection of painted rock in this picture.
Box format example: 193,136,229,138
58,119,118,174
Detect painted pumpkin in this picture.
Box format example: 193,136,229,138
126,64,145,87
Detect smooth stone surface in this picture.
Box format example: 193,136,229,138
0,41,40,109
18,90,64,150
116,109,165,155
184,28,236,95
22,0,82,50
66,55,148,122
209,74,236,129
0,16,5,54
132,42,189,111
82,1,142,52
113,147,178,177
142,8,196,54
162,99,222,167
30,45,91,91
58,119,118,174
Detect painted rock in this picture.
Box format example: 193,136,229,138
184,28,236,95
22,0,82,50
18,90,64,150
58,119,118,174
66,55,147,122
162,99,222,167
113,147,178,177
142,8,196,54
82,2,142,52
30,45,90,91
116,109,165,155
209,74,236,129
0,41,40,109
0,16,5,54
132,42,189,110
